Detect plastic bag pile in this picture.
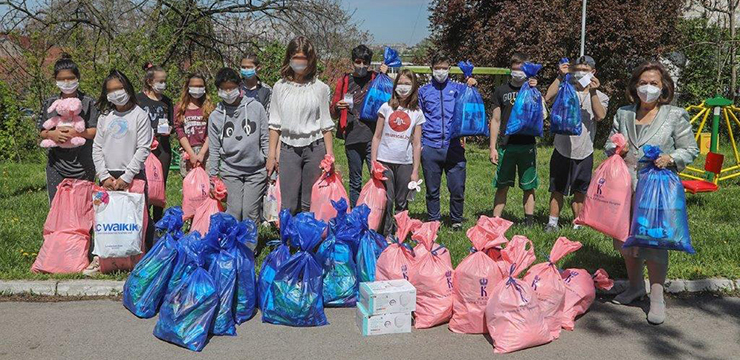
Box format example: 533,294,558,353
373,214,614,354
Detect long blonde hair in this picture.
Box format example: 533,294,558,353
175,73,214,126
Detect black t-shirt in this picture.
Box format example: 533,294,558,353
136,92,173,151
343,73,375,146
491,82,536,146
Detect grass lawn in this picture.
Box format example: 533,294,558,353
2,141,739,281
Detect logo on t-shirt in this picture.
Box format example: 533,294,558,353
107,117,129,139
388,110,411,132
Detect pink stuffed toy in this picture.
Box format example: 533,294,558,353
40,98,86,148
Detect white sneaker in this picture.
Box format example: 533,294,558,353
83,256,101,277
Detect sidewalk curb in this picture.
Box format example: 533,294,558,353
0,278,737,297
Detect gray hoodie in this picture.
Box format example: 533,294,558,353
207,96,269,177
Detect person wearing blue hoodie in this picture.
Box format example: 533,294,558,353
207,68,269,223
418,53,477,229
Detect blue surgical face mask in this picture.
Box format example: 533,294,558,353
240,68,256,79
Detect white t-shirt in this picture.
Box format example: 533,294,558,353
554,89,609,160
376,103,425,164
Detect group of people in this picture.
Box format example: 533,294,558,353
38,36,698,325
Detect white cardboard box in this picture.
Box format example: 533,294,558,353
359,279,416,315
356,302,412,336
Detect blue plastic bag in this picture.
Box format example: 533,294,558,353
206,214,238,336
550,59,582,135
359,47,402,121
505,62,544,137
264,212,328,327
451,61,488,138
153,237,218,352
317,199,359,307
353,204,388,283
231,220,258,324
624,146,695,253
258,210,293,316
122,207,184,318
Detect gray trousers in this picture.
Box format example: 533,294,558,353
279,139,326,215
222,169,267,223
380,161,413,236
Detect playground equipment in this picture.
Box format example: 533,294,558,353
681,96,740,190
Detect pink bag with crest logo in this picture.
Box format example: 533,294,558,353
486,235,552,354
522,237,582,339
575,133,632,241
375,211,422,281
357,161,387,231
145,139,166,208
31,179,95,274
182,167,210,219
310,155,349,223
408,221,454,329
449,216,509,334
560,268,613,330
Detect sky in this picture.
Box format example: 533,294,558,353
341,0,431,46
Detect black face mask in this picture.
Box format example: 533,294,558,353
353,66,369,78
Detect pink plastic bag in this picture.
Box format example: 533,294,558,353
412,220,452,266
32,179,95,274
375,211,422,281
182,167,210,219
263,176,281,224
561,268,613,331
486,236,552,354
522,237,582,339
357,161,388,231
145,139,166,208
476,216,513,261
99,179,148,274
449,217,509,334
409,221,454,329
310,155,349,223
575,133,632,241
191,178,226,235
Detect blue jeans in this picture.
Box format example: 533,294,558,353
421,142,466,223
345,141,372,207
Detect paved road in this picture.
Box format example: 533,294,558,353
1,295,738,360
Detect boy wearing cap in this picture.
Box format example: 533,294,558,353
543,55,609,232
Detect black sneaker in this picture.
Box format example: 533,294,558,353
544,224,560,233
451,222,464,231
523,216,536,227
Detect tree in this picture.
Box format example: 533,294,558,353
429,0,684,144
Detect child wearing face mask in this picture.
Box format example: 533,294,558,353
207,68,269,223
239,53,272,112
418,52,477,230
38,53,99,202
490,52,539,227
330,44,389,207
543,55,609,232
371,69,424,236
136,62,173,222
91,69,154,275
175,73,214,177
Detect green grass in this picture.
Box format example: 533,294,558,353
2,141,740,280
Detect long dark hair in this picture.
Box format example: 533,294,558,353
626,60,675,105
96,69,138,114
53,53,80,79
280,36,318,82
389,69,419,111
176,73,214,126
142,61,165,92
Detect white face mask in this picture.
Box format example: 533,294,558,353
637,84,662,104
432,69,449,83
290,60,308,74
152,82,166,93
56,80,79,94
189,87,206,99
107,89,130,107
510,70,527,83
218,88,240,104
395,84,412,97
572,71,589,80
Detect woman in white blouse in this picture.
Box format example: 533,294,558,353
267,36,335,214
